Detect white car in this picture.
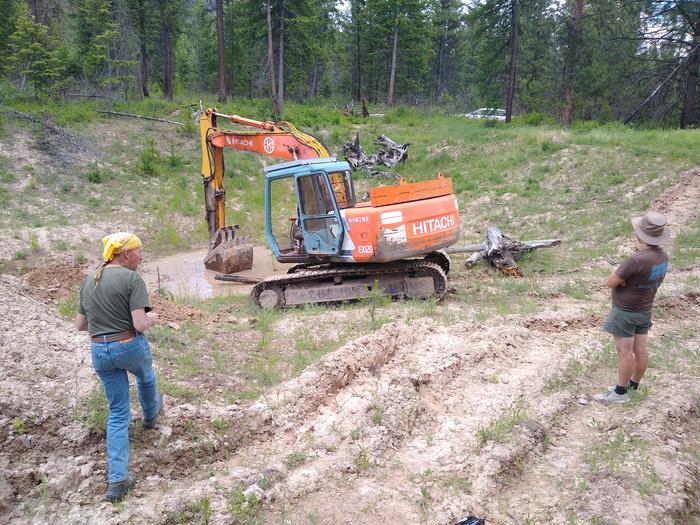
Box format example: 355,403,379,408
465,108,507,121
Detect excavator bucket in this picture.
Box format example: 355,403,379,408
203,226,254,274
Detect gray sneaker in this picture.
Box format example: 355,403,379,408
594,390,628,405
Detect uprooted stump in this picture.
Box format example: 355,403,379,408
343,132,409,171
447,227,561,276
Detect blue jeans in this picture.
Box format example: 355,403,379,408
91,334,159,482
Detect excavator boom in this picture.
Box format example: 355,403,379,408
200,108,330,273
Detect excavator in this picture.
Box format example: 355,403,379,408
199,107,460,308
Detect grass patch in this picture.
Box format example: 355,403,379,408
475,399,528,446
56,294,79,320
671,213,700,268
80,382,109,435
163,495,213,525
226,485,261,525
285,451,307,469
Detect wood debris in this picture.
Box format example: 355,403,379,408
448,226,561,276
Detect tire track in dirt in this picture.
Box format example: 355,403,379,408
229,292,699,524
654,168,700,243
620,168,700,256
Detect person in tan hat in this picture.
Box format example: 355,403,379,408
74,233,163,502
594,211,670,405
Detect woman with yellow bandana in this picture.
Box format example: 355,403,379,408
75,232,163,503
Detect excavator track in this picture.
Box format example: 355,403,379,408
252,260,447,309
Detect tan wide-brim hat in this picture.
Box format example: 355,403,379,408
631,210,670,246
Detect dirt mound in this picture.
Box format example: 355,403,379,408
524,312,603,333
24,264,86,302
148,293,204,324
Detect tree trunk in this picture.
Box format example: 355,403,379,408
159,0,173,101
387,11,399,106
138,0,149,98
311,59,320,98
433,32,445,101
216,0,226,102
563,0,583,127
277,0,285,116
352,0,362,102
681,24,700,129
267,0,280,119
505,0,519,123
27,0,38,19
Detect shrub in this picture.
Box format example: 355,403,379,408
136,139,161,177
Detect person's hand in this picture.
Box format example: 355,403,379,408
146,311,159,327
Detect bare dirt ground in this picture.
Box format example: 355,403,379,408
0,121,699,525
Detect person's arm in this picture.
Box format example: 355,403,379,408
75,313,88,331
132,308,158,333
606,274,625,288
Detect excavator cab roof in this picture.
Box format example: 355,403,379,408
264,157,349,178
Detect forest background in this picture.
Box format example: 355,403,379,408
0,0,698,128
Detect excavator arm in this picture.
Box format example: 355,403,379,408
199,107,331,273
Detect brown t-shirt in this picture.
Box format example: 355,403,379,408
612,247,668,312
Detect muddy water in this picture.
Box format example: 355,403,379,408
141,246,293,299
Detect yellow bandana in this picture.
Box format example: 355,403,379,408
102,232,142,262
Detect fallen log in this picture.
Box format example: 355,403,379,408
214,274,261,284
448,227,561,276
96,110,185,127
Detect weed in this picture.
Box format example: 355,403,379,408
12,417,25,435
227,485,261,525
165,495,213,524
48,237,69,252
85,164,105,183
417,486,432,516
14,250,27,260
159,381,198,401
635,456,660,497
353,448,372,471
56,294,79,320
210,417,228,431
165,143,184,168
475,399,528,446
575,474,589,493
136,139,161,177
286,451,307,469
30,231,40,253
307,510,319,525
583,429,645,474
442,476,471,493
371,401,384,425
177,350,201,377
81,382,108,435
361,279,390,331
543,356,588,393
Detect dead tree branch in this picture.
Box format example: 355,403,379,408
448,226,561,276
96,110,185,127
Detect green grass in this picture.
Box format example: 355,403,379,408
475,399,529,446
671,214,700,268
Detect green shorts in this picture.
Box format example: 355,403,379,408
603,306,652,338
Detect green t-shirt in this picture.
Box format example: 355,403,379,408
78,266,151,336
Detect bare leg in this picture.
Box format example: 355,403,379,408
614,335,635,388
631,333,649,383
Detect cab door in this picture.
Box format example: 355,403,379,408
296,172,344,255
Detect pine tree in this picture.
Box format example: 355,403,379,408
6,4,66,98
